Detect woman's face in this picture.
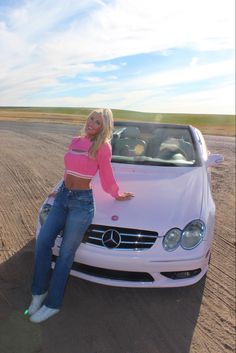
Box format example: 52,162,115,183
85,112,103,138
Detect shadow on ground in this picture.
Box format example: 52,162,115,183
0,241,206,353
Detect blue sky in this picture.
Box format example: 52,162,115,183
0,0,235,114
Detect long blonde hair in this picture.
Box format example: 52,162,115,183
84,108,114,158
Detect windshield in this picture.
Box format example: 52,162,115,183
111,123,199,167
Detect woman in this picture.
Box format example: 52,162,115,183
28,108,134,323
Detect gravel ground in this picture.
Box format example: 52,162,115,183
0,120,235,353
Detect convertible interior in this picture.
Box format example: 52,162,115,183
111,123,196,165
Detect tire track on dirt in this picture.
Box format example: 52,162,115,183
0,128,66,263
0,122,235,353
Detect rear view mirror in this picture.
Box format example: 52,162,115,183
206,154,224,167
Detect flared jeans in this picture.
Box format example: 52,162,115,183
31,182,95,309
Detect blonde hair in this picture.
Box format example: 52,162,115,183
84,108,114,158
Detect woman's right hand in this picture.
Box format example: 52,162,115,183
48,191,57,198
115,192,134,201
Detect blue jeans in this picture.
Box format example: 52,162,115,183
31,182,95,309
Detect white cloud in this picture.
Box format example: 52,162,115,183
0,0,235,113
190,57,199,67
37,0,234,65
13,82,234,115
138,84,235,114
122,59,235,90
1,56,235,114
84,76,103,82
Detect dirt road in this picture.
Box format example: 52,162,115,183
0,121,235,353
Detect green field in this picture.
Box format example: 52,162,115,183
0,106,235,135
2,106,235,125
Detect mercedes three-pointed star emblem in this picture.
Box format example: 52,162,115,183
102,229,121,249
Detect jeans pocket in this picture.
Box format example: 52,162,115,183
53,190,64,208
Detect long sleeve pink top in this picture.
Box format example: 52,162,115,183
64,136,119,198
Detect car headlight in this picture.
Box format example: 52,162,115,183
39,203,52,225
181,220,205,250
162,228,182,251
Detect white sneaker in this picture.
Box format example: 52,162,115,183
30,305,60,323
28,292,48,315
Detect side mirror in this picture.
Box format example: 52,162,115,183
206,154,224,167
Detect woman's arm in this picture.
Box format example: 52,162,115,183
97,143,134,201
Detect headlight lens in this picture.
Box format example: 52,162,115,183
162,228,182,251
39,203,52,225
181,220,205,249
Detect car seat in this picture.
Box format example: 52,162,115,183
113,126,147,156
145,128,167,158
178,140,194,160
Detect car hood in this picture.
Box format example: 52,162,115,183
92,164,204,236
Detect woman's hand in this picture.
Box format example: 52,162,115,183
115,192,134,201
48,191,57,198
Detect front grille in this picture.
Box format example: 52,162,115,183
83,224,158,250
52,255,154,282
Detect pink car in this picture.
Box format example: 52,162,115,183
38,122,223,287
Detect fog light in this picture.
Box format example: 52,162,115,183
161,269,201,279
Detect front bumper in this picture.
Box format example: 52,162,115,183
52,237,210,288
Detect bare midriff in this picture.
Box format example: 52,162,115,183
64,174,92,190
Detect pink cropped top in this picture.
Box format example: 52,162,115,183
64,136,119,198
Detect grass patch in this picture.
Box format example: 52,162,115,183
0,106,235,136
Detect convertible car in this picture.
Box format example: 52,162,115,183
37,121,224,287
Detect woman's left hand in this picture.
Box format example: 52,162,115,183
115,192,134,201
